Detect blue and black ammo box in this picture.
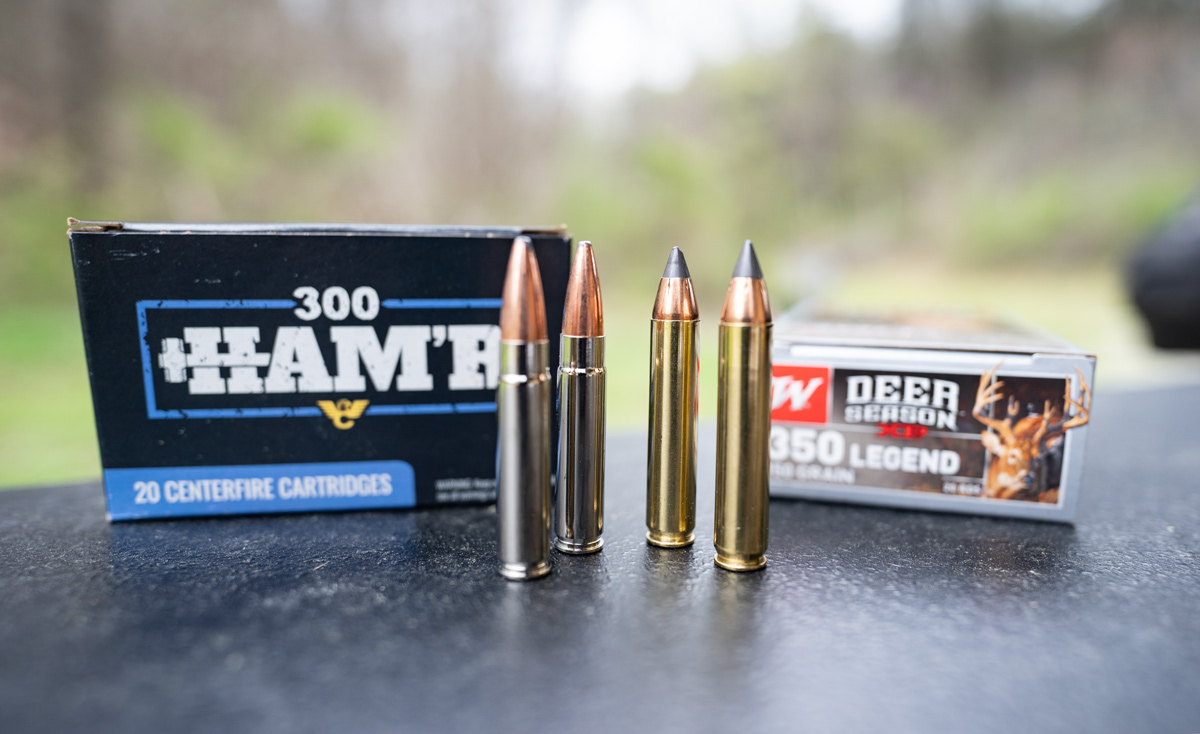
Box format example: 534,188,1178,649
67,221,571,521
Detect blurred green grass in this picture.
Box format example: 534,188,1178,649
2,263,1183,490
0,307,100,487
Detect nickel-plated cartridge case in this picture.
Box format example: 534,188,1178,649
497,237,553,581
714,241,772,572
556,335,605,553
555,241,606,554
646,247,700,548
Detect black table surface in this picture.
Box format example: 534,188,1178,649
2,385,1199,734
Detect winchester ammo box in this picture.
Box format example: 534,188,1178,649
769,309,1095,522
68,221,571,521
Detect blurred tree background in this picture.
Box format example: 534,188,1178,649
0,0,1197,486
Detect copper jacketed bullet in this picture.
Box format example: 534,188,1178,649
714,241,772,572
497,236,553,581
555,241,606,554
646,247,700,548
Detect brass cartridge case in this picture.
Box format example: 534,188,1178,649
498,340,553,580
713,321,772,572
555,334,606,554
646,318,700,547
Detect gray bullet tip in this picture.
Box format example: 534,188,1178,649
662,247,691,278
731,240,762,279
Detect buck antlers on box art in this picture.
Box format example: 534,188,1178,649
973,363,1092,503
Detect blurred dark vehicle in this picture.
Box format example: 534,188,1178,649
1129,190,1200,349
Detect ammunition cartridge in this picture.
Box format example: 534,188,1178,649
497,237,553,581
714,241,772,572
555,241,606,554
646,247,700,548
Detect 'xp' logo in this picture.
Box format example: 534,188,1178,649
770,365,830,424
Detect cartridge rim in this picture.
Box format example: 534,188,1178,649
714,552,766,572
499,560,552,581
554,537,604,555
646,530,695,548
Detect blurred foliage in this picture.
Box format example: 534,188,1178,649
139,96,245,181
960,162,1196,262
280,91,387,157
0,0,1199,485
2,0,1198,305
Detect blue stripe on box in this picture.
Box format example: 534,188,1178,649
104,460,416,520
381,298,502,309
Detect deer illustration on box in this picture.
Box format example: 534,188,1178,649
972,363,1091,503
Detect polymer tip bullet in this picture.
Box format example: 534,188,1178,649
646,246,700,548
721,240,770,325
651,247,700,321
555,241,607,554
714,240,772,572
661,245,691,279
730,238,764,279
497,236,553,581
